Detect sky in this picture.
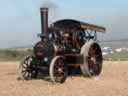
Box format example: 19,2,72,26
0,0,128,48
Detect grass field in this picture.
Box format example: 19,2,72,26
0,49,128,61
0,49,33,61
104,52,128,61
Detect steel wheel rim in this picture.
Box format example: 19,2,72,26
21,56,35,80
87,43,102,76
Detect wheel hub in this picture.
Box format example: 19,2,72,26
58,68,63,73
90,57,96,63
26,67,31,72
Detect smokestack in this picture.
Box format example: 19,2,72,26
40,7,48,35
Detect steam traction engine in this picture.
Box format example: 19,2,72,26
18,7,106,83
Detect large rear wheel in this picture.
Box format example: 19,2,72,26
80,40,103,77
49,56,67,83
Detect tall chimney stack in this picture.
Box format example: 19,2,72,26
40,7,48,35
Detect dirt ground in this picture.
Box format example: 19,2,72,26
0,61,128,96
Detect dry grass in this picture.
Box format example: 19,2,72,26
0,61,128,96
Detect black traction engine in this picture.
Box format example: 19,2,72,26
18,7,106,83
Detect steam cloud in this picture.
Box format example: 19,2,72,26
41,0,60,23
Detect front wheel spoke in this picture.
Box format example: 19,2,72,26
27,61,31,66
22,64,28,68
24,60,29,66
25,72,29,77
23,71,28,78
22,70,27,73
28,73,32,78
26,72,31,78
27,58,32,65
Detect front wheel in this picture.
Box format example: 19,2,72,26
18,55,38,80
49,56,67,83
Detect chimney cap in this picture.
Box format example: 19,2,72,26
40,7,48,11
40,4,48,10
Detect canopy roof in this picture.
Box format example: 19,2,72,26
51,19,106,32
